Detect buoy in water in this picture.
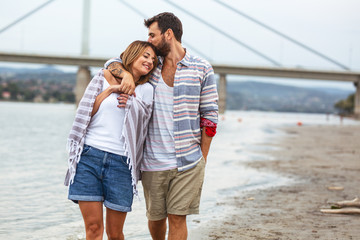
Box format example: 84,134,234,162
297,121,303,126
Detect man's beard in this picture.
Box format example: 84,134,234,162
155,36,171,57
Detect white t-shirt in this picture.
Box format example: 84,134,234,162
85,79,154,156
141,76,177,171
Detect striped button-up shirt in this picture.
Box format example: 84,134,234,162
105,50,218,171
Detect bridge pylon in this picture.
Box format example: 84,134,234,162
355,79,360,119
218,74,227,114
75,66,91,106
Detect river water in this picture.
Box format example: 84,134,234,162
0,102,358,239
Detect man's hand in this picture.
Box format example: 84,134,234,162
201,127,213,163
119,72,135,95
107,62,135,95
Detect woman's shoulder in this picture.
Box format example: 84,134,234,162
136,82,154,93
135,82,154,104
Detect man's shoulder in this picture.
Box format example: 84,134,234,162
187,54,213,69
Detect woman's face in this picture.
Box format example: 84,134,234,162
131,46,156,78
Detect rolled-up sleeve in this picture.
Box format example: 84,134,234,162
104,57,122,69
200,65,218,125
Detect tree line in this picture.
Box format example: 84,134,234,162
0,74,75,103
0,71,355,114
334,93,355,115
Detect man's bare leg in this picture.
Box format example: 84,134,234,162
168,214,187,240
148,218,167,240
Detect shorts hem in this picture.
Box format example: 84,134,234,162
168,209,199,216
146,209,199,221
68,195,104,204
104,200,132,212
146,213,168,221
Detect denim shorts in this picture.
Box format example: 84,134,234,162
68,144,133,212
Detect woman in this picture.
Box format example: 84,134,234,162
64,40,158,240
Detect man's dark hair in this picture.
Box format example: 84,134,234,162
144,12,183,43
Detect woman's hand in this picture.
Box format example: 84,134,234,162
109,84,123,94
117,93,129,108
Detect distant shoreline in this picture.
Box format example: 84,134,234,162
1,67,354,113
0,100,354,116
0,100,74,105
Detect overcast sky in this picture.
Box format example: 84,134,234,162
0,0,359,90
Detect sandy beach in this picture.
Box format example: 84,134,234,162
192,124,360,240
2,103,359,239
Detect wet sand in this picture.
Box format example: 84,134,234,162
190,124,360,239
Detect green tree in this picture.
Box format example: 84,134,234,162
23,90,36,101
61,92,75,103
334,93,354,114
51,91,61,101
43,93,50,102
7,83,19,100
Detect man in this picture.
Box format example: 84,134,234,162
104,12,218,240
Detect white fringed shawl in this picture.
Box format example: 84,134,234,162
64,70,104,186
64,69,153,197
122,95,153,196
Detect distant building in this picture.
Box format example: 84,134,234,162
2,91,10,99
33,95,44,103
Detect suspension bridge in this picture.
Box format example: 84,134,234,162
0,0,359,117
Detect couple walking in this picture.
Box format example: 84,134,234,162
64,12,219,240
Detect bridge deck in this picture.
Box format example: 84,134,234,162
0,52,359,82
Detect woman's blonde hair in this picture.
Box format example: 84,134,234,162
120,40,158,85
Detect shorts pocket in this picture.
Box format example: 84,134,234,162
81,145,92,156
119,155,129,166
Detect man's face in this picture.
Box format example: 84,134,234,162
147,22,170,57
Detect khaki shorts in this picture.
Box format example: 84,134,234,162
141,157,206,221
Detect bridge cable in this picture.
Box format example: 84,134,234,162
0,0,56,35
117,0,213,61
213,0,350,70
164,0,281,67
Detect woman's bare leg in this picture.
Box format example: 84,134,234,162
79,201,104,240
105,208,127,240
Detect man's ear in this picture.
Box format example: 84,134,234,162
165,28,173,40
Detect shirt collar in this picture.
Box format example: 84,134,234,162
179,49,191,67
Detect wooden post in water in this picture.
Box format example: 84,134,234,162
355,79,360,119
75,66,91,105
219,73,227,114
